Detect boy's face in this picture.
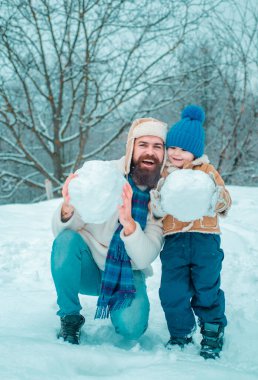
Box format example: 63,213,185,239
167,147,194,168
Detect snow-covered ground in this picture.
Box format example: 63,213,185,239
0,185,258,380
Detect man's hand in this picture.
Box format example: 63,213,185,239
118,182,136,236
61,173,77,222
62,173,77,203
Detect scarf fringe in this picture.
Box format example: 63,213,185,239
95,305,111,319
95,295,135,319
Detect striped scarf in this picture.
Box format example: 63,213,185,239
95,175,150,319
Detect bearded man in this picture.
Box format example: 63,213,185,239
51,118,167,345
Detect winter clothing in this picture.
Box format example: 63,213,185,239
200,323,224,359
95,175,150,319
156,157,230,344
166,105,205,158
124,117,167,175
52,229,102,317
51,229,150,340
51,116,166,340
161,155,232,236
159,232,227,338
52,158,164,276
165,336,193,349
150,105,231,353
58,314,85,344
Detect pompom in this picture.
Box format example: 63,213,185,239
181,105,205,123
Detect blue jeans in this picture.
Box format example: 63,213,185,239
51,229,150,340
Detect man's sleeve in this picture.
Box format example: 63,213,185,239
120,214,164,269
51,202,85,237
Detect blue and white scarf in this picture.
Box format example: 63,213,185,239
95,175,150,319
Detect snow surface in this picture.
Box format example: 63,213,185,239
69,161,126,224
0,185,258,380
160,169,216,221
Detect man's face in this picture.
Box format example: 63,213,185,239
131,136,164,188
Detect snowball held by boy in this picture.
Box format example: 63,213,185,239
160,169,216,222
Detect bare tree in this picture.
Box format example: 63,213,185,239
146,0,258,185
0,0,221,203
205,0,258,183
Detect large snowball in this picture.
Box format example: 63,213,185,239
160,169,216,222
68,160,126,224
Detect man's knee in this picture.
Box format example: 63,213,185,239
111,295,150,340
115,322,148,340
112,312,149,340
53,229,81,247
51,230,82,269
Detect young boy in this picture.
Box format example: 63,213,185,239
151,105,231,359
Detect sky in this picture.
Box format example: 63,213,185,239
0,185,258,379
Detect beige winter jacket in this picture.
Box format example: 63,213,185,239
160,155,232,236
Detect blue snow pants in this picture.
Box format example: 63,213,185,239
159,232,227,338
51,229,150,340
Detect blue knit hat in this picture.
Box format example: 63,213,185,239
166,105,205,158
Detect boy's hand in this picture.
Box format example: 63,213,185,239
156,177,165,191
149,177,166,218
118,182,136,236
150,189,166,218
206,172,224,216
206,182,224,217
206,187,219,217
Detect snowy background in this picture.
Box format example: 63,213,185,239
0,185,258,380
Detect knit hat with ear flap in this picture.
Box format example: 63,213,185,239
166,105,205,158
124,117,168,175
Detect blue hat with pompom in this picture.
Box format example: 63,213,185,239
166,105,205,158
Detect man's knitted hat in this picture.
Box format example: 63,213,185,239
166,105,205,158
124,117,168,175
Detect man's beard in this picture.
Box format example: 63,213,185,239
131,155,162,189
